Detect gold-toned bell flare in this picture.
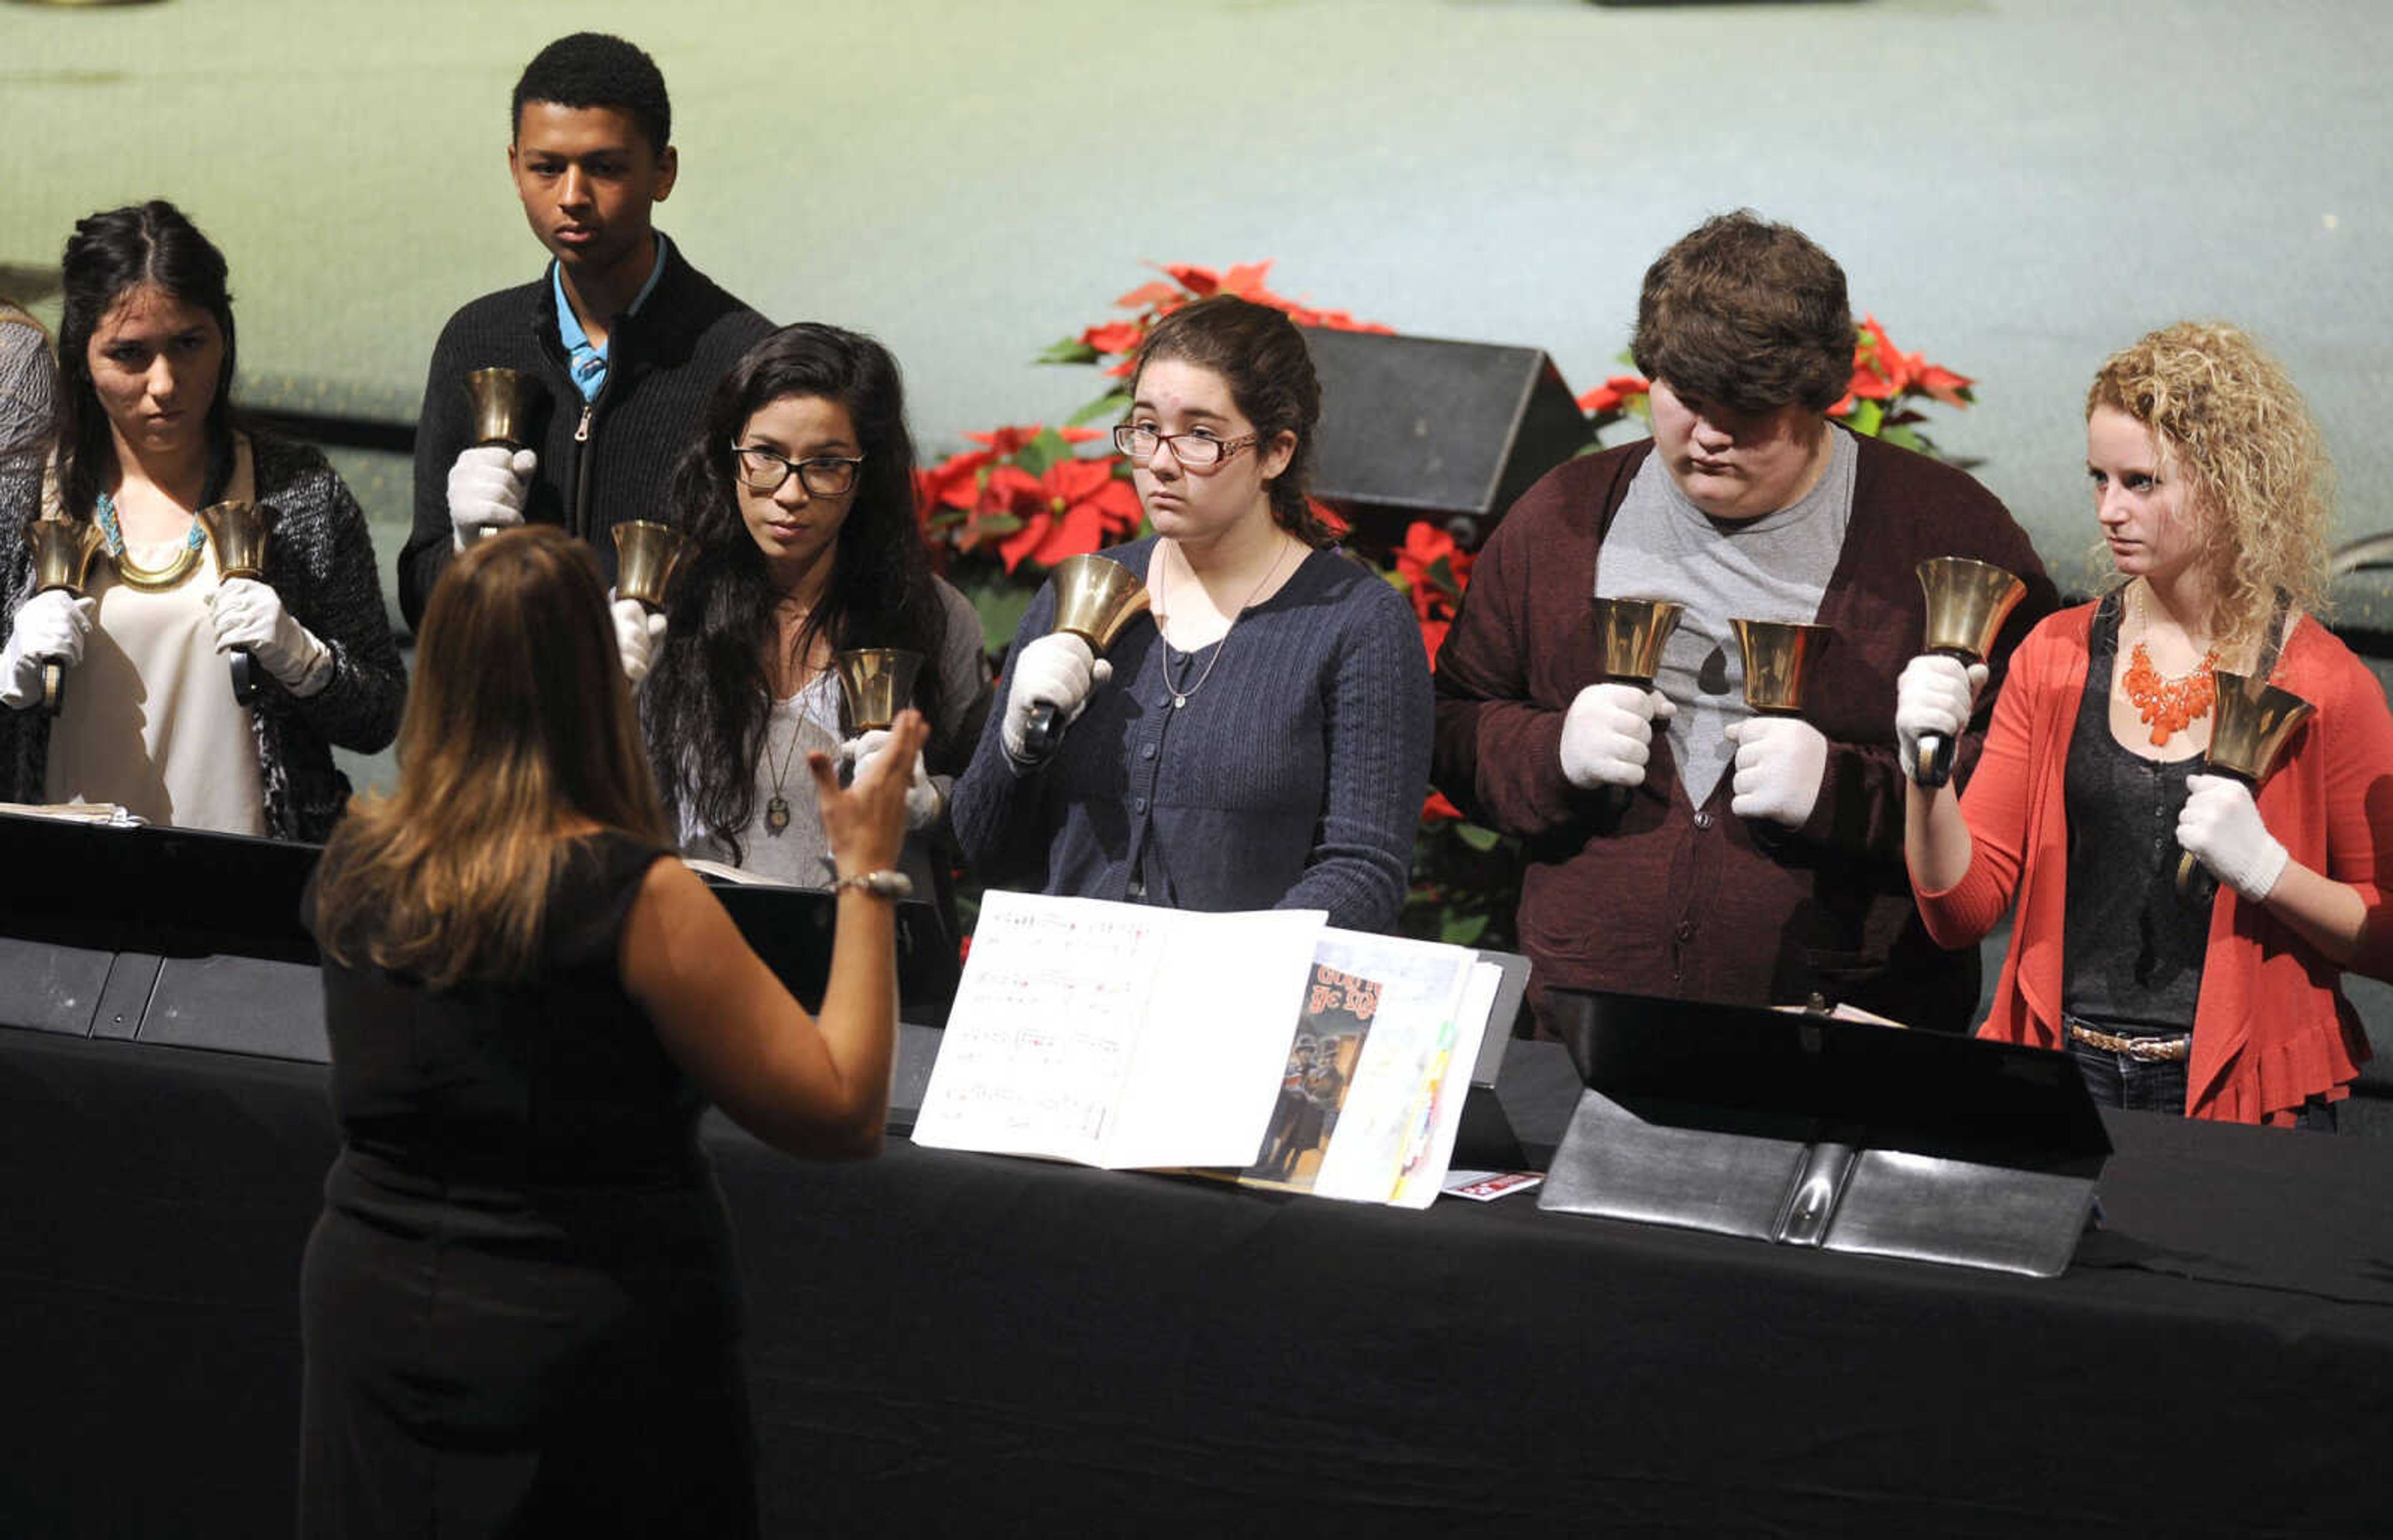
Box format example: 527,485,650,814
1045,553,1152,650
834,649,925,733
611,520,695,611
2176,670,2316,901
27,517,106,597
464,366,538,450
1917,556,2028,661
2204,669,2315,782
195,500,272,581
1588,596,1683,686
26,518,107,719
1731,619,1830,715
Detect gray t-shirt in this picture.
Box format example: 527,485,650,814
1594,430,1858,806
0,307,57,478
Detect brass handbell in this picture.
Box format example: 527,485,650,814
25,518,106,718
1911,557,2028,787
196,500,276,705
464,366,538,451
2175,670,2314,903
611,520,696,611
1020,553,1152,763
196,500,272,581
834,649,925,733
1589,596,1683,687
1730,619,1830,715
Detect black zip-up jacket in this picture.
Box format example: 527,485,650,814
398,242,773,630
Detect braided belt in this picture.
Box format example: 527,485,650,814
2066,1019,2191,1063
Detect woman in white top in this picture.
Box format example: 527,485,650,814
639,323,988,926
0,201,404,839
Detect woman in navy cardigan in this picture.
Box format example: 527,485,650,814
950,296,1431,933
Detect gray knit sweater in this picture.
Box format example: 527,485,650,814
951,537,1433,934
0,432,406,842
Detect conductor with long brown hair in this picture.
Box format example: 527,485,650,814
297,525,925,1535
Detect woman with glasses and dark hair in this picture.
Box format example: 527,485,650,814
638,322,989,908
950,294,1433,933
0,200,403,839
302,524,927,1534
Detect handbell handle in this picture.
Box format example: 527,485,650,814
1914,731,1957,788
2174,848,2218,907
41,658,65,718
1020,700,1064,764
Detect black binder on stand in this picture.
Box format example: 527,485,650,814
1536,987,2110,1277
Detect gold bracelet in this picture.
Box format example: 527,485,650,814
829,868,913,900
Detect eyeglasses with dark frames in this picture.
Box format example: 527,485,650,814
732,443,867,497
1111,424,1259,470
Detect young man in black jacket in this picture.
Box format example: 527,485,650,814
398,32,772,639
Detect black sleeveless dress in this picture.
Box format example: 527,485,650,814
298,832,757,1538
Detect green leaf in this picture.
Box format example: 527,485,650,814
1066,391,1131,428
1455,820,1500,853
975,511,1024,536
1013,428,1073,478
1842,397,1886,437
1439,910,1491,946
963,578,1033,654
1036,338,1101,366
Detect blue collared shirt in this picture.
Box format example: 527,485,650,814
552,232,674,404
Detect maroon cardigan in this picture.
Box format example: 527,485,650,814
1432,432,2056,1032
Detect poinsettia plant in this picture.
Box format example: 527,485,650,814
1577,313,1976,460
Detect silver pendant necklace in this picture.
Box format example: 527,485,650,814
1160,535,1292,710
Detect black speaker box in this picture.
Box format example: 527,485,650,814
1305,327,1591,549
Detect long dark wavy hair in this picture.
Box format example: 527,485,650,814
54,201,241,516
642,322,951,865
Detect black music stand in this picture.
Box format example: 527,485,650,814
1536,987,2110,1277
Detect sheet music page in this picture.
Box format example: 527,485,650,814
910,891,1178,1163
1100,908,1328,1170
1304,934,1490,1205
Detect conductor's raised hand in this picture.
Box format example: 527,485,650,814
811,707,929,878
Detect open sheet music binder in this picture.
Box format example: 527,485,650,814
1536,988,2110,1278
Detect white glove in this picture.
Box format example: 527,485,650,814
1726,714,1828,827
609,592,666,688
842,728,942,831
209,577,334,697
1,589,97,709
447,445,537,550
1001,633,1111,763
2179,772,2289,901
1894,654,1989,781
1559,682,1674,790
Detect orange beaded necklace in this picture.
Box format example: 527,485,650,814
2119,581,2219,747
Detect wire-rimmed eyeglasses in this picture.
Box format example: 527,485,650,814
732,444,866,497
1111,424,1259,470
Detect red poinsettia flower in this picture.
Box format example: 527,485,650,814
1114,279,1182,311
918,448,994,513
1577,374,1651,416
1914,363,1974,409
967,423,1102,457
1418,615,1451,663
1080,321,1143,358
1421,787,1465,824
1393,521,1474,623
1309,498,1350,539
988,459,1144,574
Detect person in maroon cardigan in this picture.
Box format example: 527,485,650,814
1432,212,2055,1033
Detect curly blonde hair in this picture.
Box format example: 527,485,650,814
2086,321,2333,660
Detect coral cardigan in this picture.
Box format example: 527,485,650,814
1914,602,2393,1124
